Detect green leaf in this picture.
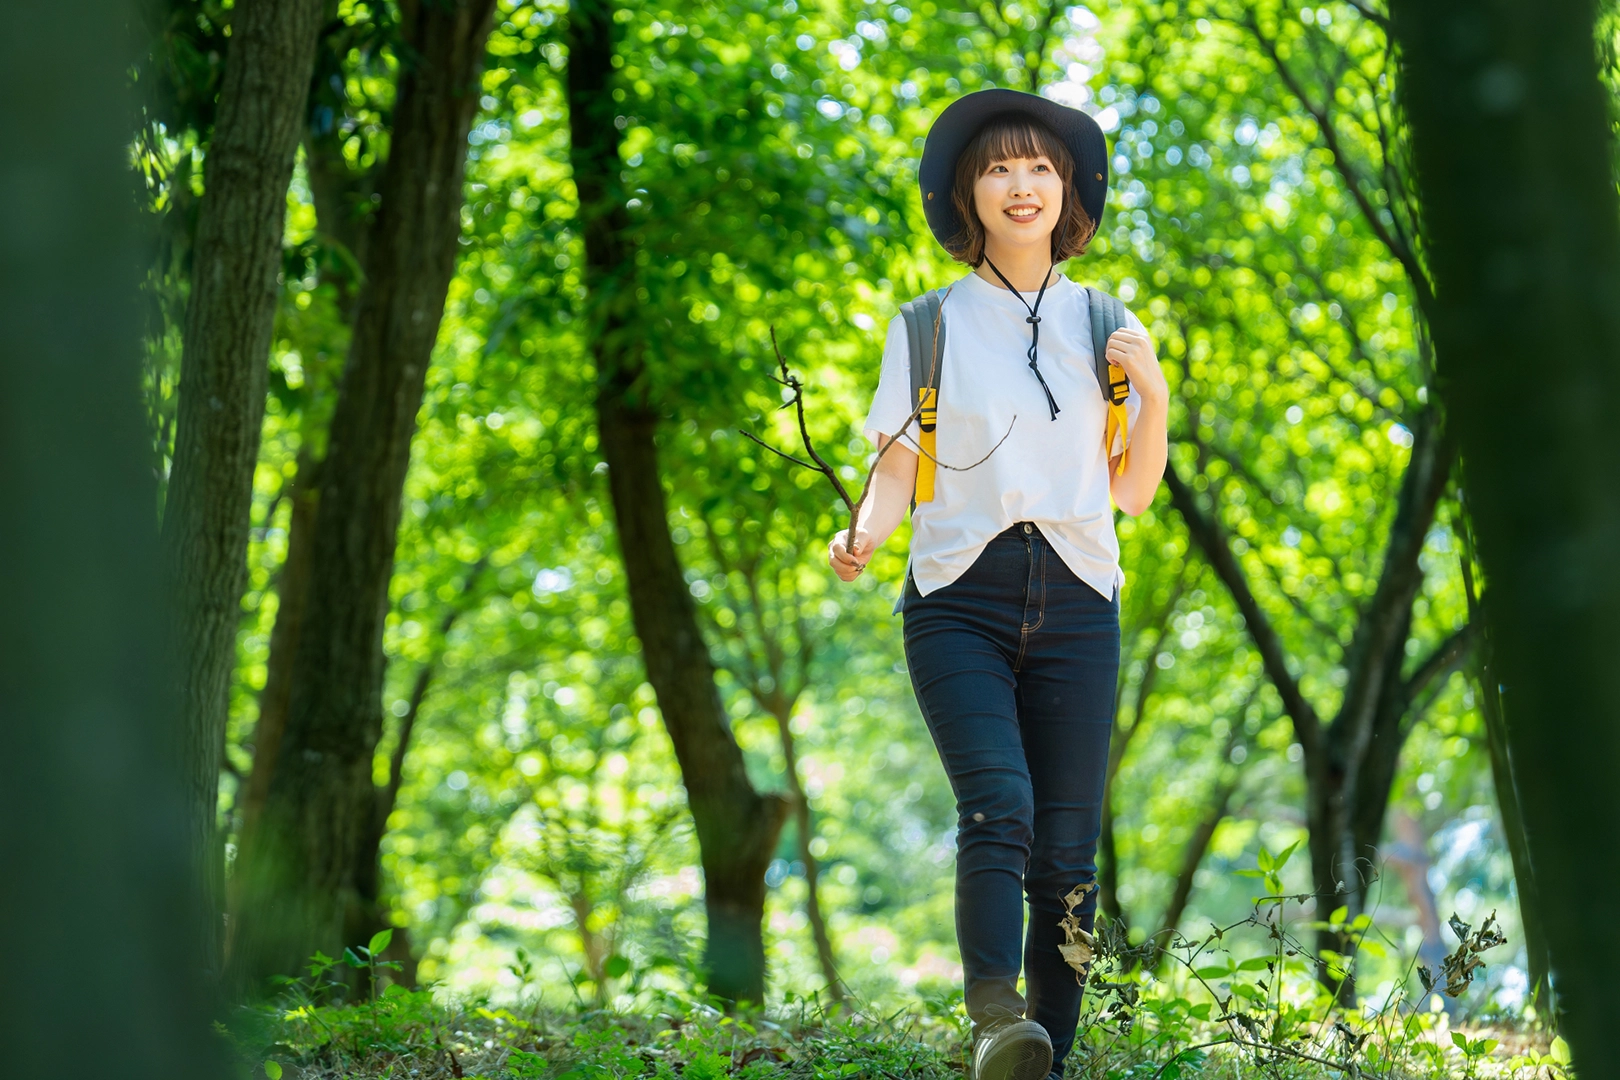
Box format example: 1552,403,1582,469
604,954,631,978
1328,905,1349,926
1452,1031,1469,1050
343,947,367,968
1552,1037,1572,1064
1474,1038,1498,1056
1237,957,1273,972
264,1063,283,1080
1257,847,1275,873
1162,1062,1182,1080
368,928,394,957
1189,1003,1212,1020
1274,840,1301,870
1194,965,1232,979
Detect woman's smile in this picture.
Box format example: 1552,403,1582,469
1004,203,1043,222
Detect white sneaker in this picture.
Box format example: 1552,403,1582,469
971,1011,1052,1080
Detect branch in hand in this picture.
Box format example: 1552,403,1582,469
742,326,1014,553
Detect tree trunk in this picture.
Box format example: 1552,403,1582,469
567,0,789,1005
1393,0,1620,1055
1149,774,1237,970
226,0,495,998
770,702,845,1003
1166,412,1452,1000
347,565,483,990
232,21,380,947
160,0,325,982
235,448,320,849
0,1,230,1069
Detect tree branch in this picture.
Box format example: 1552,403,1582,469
1402,620,1477,709
1165,463,1325,757
1241,10,1433,315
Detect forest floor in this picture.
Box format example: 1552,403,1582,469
239,987,1562,1080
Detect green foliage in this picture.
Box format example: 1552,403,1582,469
148,0,1534,1030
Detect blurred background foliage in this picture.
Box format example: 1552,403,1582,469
138,0,1536,1019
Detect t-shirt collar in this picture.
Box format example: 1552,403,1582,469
957,267,1075,311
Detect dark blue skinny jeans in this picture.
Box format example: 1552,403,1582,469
903,523,1117,1075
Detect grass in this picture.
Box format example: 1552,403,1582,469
237,850,1569,1080
236,979,1563,1080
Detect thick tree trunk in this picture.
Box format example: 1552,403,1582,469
160,0,325,982
0,2,231,1069
1394,1,1620,1054
567,0,789,1004
226,0,495,998
1393,0,1620,1048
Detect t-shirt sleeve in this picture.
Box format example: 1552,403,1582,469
862,314,921,451
1113,306,1150,458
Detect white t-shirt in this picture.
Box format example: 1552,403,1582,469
863,270,1144,601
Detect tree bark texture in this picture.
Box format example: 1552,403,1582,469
0,1,230,1071
1167,409,1454,997
1392,0,1620,1047
567,0,790,1004
227,0,495,997
236,449,320,849
235,21,383,915
160,0,325,981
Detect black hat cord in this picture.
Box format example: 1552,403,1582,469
981,218,1070,422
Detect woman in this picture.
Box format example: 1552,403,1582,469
829,89,1168,1080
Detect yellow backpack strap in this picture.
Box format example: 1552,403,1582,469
1086,286,1132,475
898,289,947,504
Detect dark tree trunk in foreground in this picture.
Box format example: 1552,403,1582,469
0,2,228,1072
1393,0,1620,1052
228,0,495,997
567,0,789,1004
159,0,325,981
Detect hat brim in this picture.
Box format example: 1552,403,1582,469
919,89,1109,253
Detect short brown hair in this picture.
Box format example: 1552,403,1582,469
945,116,1096,266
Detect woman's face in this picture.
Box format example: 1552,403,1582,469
973,154,1064,256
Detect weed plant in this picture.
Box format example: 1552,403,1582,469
239,849,1568,1080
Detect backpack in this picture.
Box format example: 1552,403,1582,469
896,284,1132,504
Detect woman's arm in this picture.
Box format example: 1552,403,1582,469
1105,326,1169,516
829,434,918,582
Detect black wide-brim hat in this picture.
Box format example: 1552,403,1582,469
919,88,1109,250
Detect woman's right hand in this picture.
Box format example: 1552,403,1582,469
828,528,874,582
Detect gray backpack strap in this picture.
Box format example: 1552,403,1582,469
899,288,947,424
1085,286,1130,405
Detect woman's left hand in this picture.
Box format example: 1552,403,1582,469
1105,327,1168,407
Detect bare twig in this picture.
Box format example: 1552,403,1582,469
743,314,1014,554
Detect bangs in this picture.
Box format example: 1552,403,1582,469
959,117,1074,180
